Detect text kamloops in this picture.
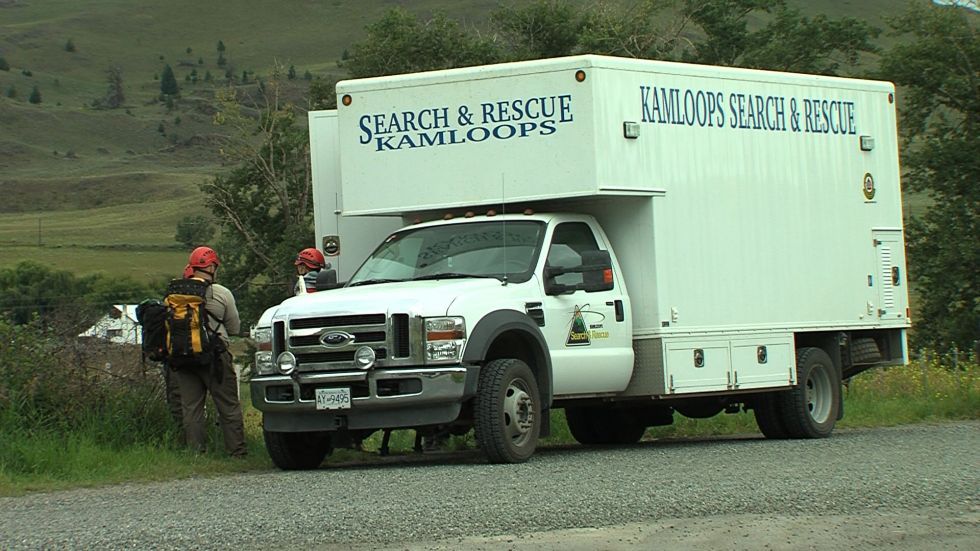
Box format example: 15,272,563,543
358,95,574,152
640,85,858,135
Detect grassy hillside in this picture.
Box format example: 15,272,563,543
0,0,917,282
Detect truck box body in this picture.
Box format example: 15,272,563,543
336,56,909,378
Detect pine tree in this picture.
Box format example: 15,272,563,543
217,40,226,53
217,52,226,67
0,56,9,71
160,64,179,96
288,65,297,80
28,85,41,104
64,38,76,52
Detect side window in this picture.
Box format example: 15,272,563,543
546,222,600,287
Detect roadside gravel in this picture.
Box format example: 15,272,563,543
1,421,977,550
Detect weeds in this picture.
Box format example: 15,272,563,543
1,333,977,496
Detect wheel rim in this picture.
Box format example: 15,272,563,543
805,363,833,424
503,378,535,447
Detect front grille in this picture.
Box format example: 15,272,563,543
290,314,385,330
392,314,410,357
284,312,418,369
290,331,387,348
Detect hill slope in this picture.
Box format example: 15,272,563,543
0,0,907,281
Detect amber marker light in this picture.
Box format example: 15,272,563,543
486,209,497,217
464,211,475,218
523,208,535,215
342,94,352,106
443,213,454,220
575,70,586,82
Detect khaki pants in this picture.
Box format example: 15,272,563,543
174,351,247,457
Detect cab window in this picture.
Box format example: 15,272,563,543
546,222,601,287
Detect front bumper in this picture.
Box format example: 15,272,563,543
251,365,480,432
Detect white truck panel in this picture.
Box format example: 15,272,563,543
308,110,403,282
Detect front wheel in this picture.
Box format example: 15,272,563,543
264,429,333,470
779,347,840,438
474,359,541,463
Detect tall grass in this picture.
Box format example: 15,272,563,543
2,336,977,496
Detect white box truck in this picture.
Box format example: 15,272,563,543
251,55,910,468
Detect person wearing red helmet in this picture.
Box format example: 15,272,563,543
175,246,247,457
294,247,326,295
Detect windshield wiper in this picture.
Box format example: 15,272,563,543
411,273,499,281
347,278,406,287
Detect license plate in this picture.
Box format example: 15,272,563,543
315,387,351,410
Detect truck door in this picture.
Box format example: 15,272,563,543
540,221,634,395
871,229,908,322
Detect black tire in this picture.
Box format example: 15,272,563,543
264,429,333,470
850,338,882,364
566,406,646,445
474,358,541,463
779,347,841,438
753,392,790,439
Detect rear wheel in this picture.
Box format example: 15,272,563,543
779,347,840,438
264,429,333,470
474,359,541,463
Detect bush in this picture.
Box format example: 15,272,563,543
0,56,9,71
0,317,175,453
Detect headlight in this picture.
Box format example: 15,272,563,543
253,326,275,375
424,317,465,363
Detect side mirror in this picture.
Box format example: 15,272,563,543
315,268,341,291
543,250,613,295
581,250,613,292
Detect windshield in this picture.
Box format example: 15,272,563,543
348,220,545,286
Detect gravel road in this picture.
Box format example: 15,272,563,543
1,421,977,550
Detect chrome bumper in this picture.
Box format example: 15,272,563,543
250,366,475,413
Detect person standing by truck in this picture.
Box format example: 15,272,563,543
174,246,247,457
294,247,326,295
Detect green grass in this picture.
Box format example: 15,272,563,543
1,356,976,497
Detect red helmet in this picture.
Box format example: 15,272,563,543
188,246,220,269
295,247,325,270
182,264,194,278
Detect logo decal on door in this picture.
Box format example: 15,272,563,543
566,305,607,346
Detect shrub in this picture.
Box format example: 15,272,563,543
0,56,9,71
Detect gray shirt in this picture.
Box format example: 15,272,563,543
205,283,240,346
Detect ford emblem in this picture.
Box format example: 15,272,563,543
319,331,354,348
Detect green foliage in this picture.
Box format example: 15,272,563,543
0,261,157,327
174,214,215,248
492,0,584,60
880,3,979,352
28,85,41,104
0,56,9,71
64,38,76,53
216,39,226,53
205,73,316,322
343,8,500,78
287,64,296,80
159,64,179,96
0,316,180,486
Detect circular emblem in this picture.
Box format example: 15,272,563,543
863,173,875,200
322,236,340,256
319,330,354,348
